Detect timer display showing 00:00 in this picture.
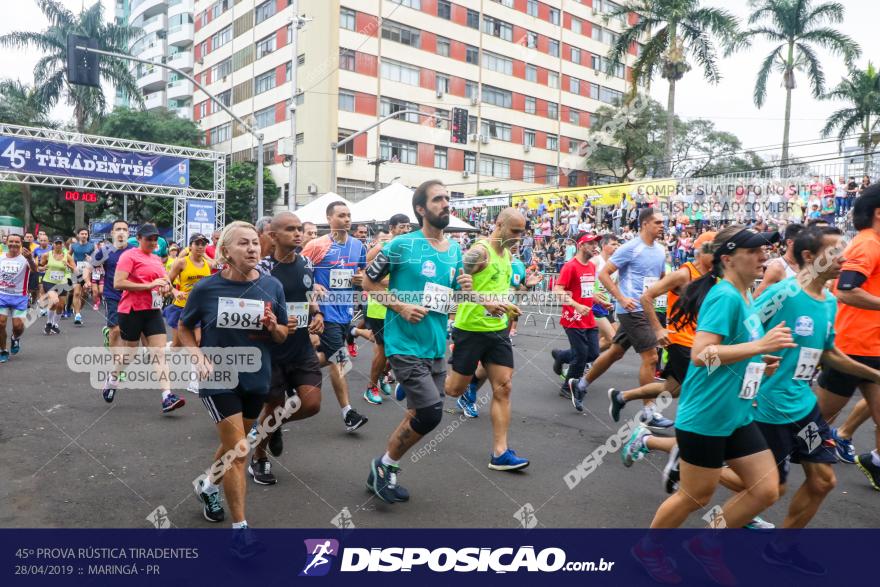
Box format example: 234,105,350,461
64,190,99,203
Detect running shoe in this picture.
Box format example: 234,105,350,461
379,379,392,396
195,484,225,523
102,379,116,403
631,539,681,584
186,379,200,395
363,386,383,405
831,428,856,464
682,537,736,587
161,394,185,413
248,458,277,485
92,301,100,311
654,368,665,381
394,383,406,401
50,324,60,335
568,378,584,412
464,382,478,404
761,543,825,576
230,525,265,560
0,350,8,364
39,308,47,317
348,343,358,358
367,458,401,504
10,338,20,355
642,409,674,433
855,452,880,491
488,449,529,471
344,409,368,432
743,515,775,530
456,396,479,418
74,313,82,326
61,310,70,320
608,387,626,422
268,428,284,457
44,323,52,336
246,422,259,444
558,383,572,399
366,460,409,502
550,349,563,375
621,425,651,467
102,326,110,349
662,445,680,494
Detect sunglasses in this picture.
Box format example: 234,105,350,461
144,236,159,242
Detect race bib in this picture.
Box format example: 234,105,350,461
217,297,264,330
329,268,352,289
793,347,822,381
287,302,310,329
423,282,453,314
92,266,104,279
48,270,65,282
739,362,766,400
151,289,164,310
580,278,595,299
643,277,666,308
76,261,89,275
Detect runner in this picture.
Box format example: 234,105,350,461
90,220,134,352
38,236,75,335
111,223,184,413
88,253,105,312
567,208,672,430
69,228,95,326
30,233,50,310
753,223,803,297
255,216,274,257
301,222,318,249
590,234,620,352
301,201,368,432
248,212,324,485
446,208,530,470
166,234,213,348
815,184,880,489
550,233,602,409
182,221,287,547
362,179,471,502
0,234,37,362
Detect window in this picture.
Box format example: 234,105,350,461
466,45,479,65
571,47,581,64
549,8,559,25
254,70,276,94
480,155,510,179
380,136,417,165
526,0,538,17
217,89,231,107
598,85,623,104
436,74,450,94
525,96,536,114
465,80,479,99
466,9,479,29
380,97,420,122
256,34,276,59
391,0,421,8
525,64,537,82
437,36,450,57
547,134,558,150
340,7,356,31
524,129,535,146
381,59,420,85
212,26,232,50
526,31,538,48
523,163,535,182
298,54,305,65
569,139,581,153
433,109,450,129
438,0,451,19
434,147,448,169
571,17,582,34
211,58,232,80
382,20,421,47
570,77,580,94
568,170,580,187
548,71,559,88
296,132,304,145
197,101,207,118
255,0,275,24
209,123,231,144
548,39,559,57
339,48,356,71
590,112,599,127
464,152,476,172
483,16,513,41
569,109,580,125
588,82,599,97
494,0,514,7
592,26,619,46
547,102,558,119
546,165,558,185
481,119,511,141
337,130,355,155
468,115,478,134
254,105,274,129
339,91,355,112
483,51,513,75
591,54,625,78
482,85,512,108
285,61,292,81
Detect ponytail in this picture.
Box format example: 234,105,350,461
669,256,721,328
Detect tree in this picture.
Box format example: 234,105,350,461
821,62,880,166
747,0,860,165
225,162,276,225
0,0,144,229
606,0,740,175
670,119,765,177
0,79,54,229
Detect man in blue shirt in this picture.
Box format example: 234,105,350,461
69,227,95,325
568,207,672,431
89,220,134,350
301,201,368,433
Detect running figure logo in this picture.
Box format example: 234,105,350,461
300,539,339,577
798,421,821,453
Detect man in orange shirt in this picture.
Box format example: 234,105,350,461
817,183,880,490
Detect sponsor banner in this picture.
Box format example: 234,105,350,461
0,137,189,187
1,529,875,585
185,200,216,245
513,179,678,210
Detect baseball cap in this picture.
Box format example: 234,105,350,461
189,233,209,245
577,233,600,246
717,229,780,256
137,223,160,238
52,235,64,243
693,231,717,252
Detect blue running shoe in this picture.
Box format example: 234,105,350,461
456,396,478,418
10,338,20,355
367,458,401,504
0,350,8,363
395,383,406,401
488,449,529,471
641,409,674,433
230,525,265,560
743,515,775,530
464,382,478,404
621,425,651,467
568,378,585,412
162,393,185,413
379,380,392,395
608,387,626,422
831,428,856,464
366,461,409,502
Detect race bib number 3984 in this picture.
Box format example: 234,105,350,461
217,297,264,330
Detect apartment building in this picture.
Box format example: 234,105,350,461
115,0,196,119
192,0,638,210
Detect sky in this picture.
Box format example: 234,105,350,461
0,0,875,165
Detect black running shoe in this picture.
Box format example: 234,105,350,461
248,458,277,485
268,428,284,457
367,458,401,504
551,349,564,376
50,324,60,335
855,452,880,491
663,445,680,494
608,387,626,422
366,462,409,502
344,409,368,432
195,485,225,523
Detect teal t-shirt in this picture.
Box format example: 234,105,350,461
383,230,463,359
753,278,837,424
564,244,576,262
511,257,526,288
676,280,766,436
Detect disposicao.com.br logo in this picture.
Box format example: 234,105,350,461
300,539,339,577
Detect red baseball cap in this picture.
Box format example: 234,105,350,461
577,233,600,246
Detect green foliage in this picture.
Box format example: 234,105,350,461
821,62,880,155
225,162,277,224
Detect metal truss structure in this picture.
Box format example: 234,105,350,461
0,124,225,242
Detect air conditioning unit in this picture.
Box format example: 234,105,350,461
345,154,354,163
480,134,489,145
436,89,444,99
277,138,294,156
307,183,318,194
523,143,531,153
469,133,478,143
462,170,470,178
470,95,479,106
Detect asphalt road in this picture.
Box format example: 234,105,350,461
1,306,878,529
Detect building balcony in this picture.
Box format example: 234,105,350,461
130,0,167,23
137,67,167,92
173,106,193,120
168,23,194,47
143,90,166,111
139,13,166,36
167,79,193,101
139,40,166,62
166,50,193,72
167,0,194,17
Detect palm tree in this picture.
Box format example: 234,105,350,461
0,0,143,228
0,79,53,229
748,0,860,165
606,0,741,176
821,63,880,169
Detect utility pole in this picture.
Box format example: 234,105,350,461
287,3,309,210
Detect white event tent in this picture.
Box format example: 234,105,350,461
291,192,353,225
349,183,477,231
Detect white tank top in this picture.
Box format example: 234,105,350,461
776,257,798,279
0,254,29,296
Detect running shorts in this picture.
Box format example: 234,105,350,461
365,316,385,346
612,311,658,354
676,422,769,469
0,293,28,318
756,404,836,485
661,343,691,385
318,321,347,363
268,350,322,399
450,327,515,375
105,298,120,328
200,389,265,424
387,355,446,410
118,309,166,342
817,354,880,398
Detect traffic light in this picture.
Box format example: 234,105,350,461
451,107,469,144
67,35,100,88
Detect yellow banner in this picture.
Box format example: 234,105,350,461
512,179,679,210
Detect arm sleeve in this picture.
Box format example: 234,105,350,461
365,240,396,283
837,270,868,291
